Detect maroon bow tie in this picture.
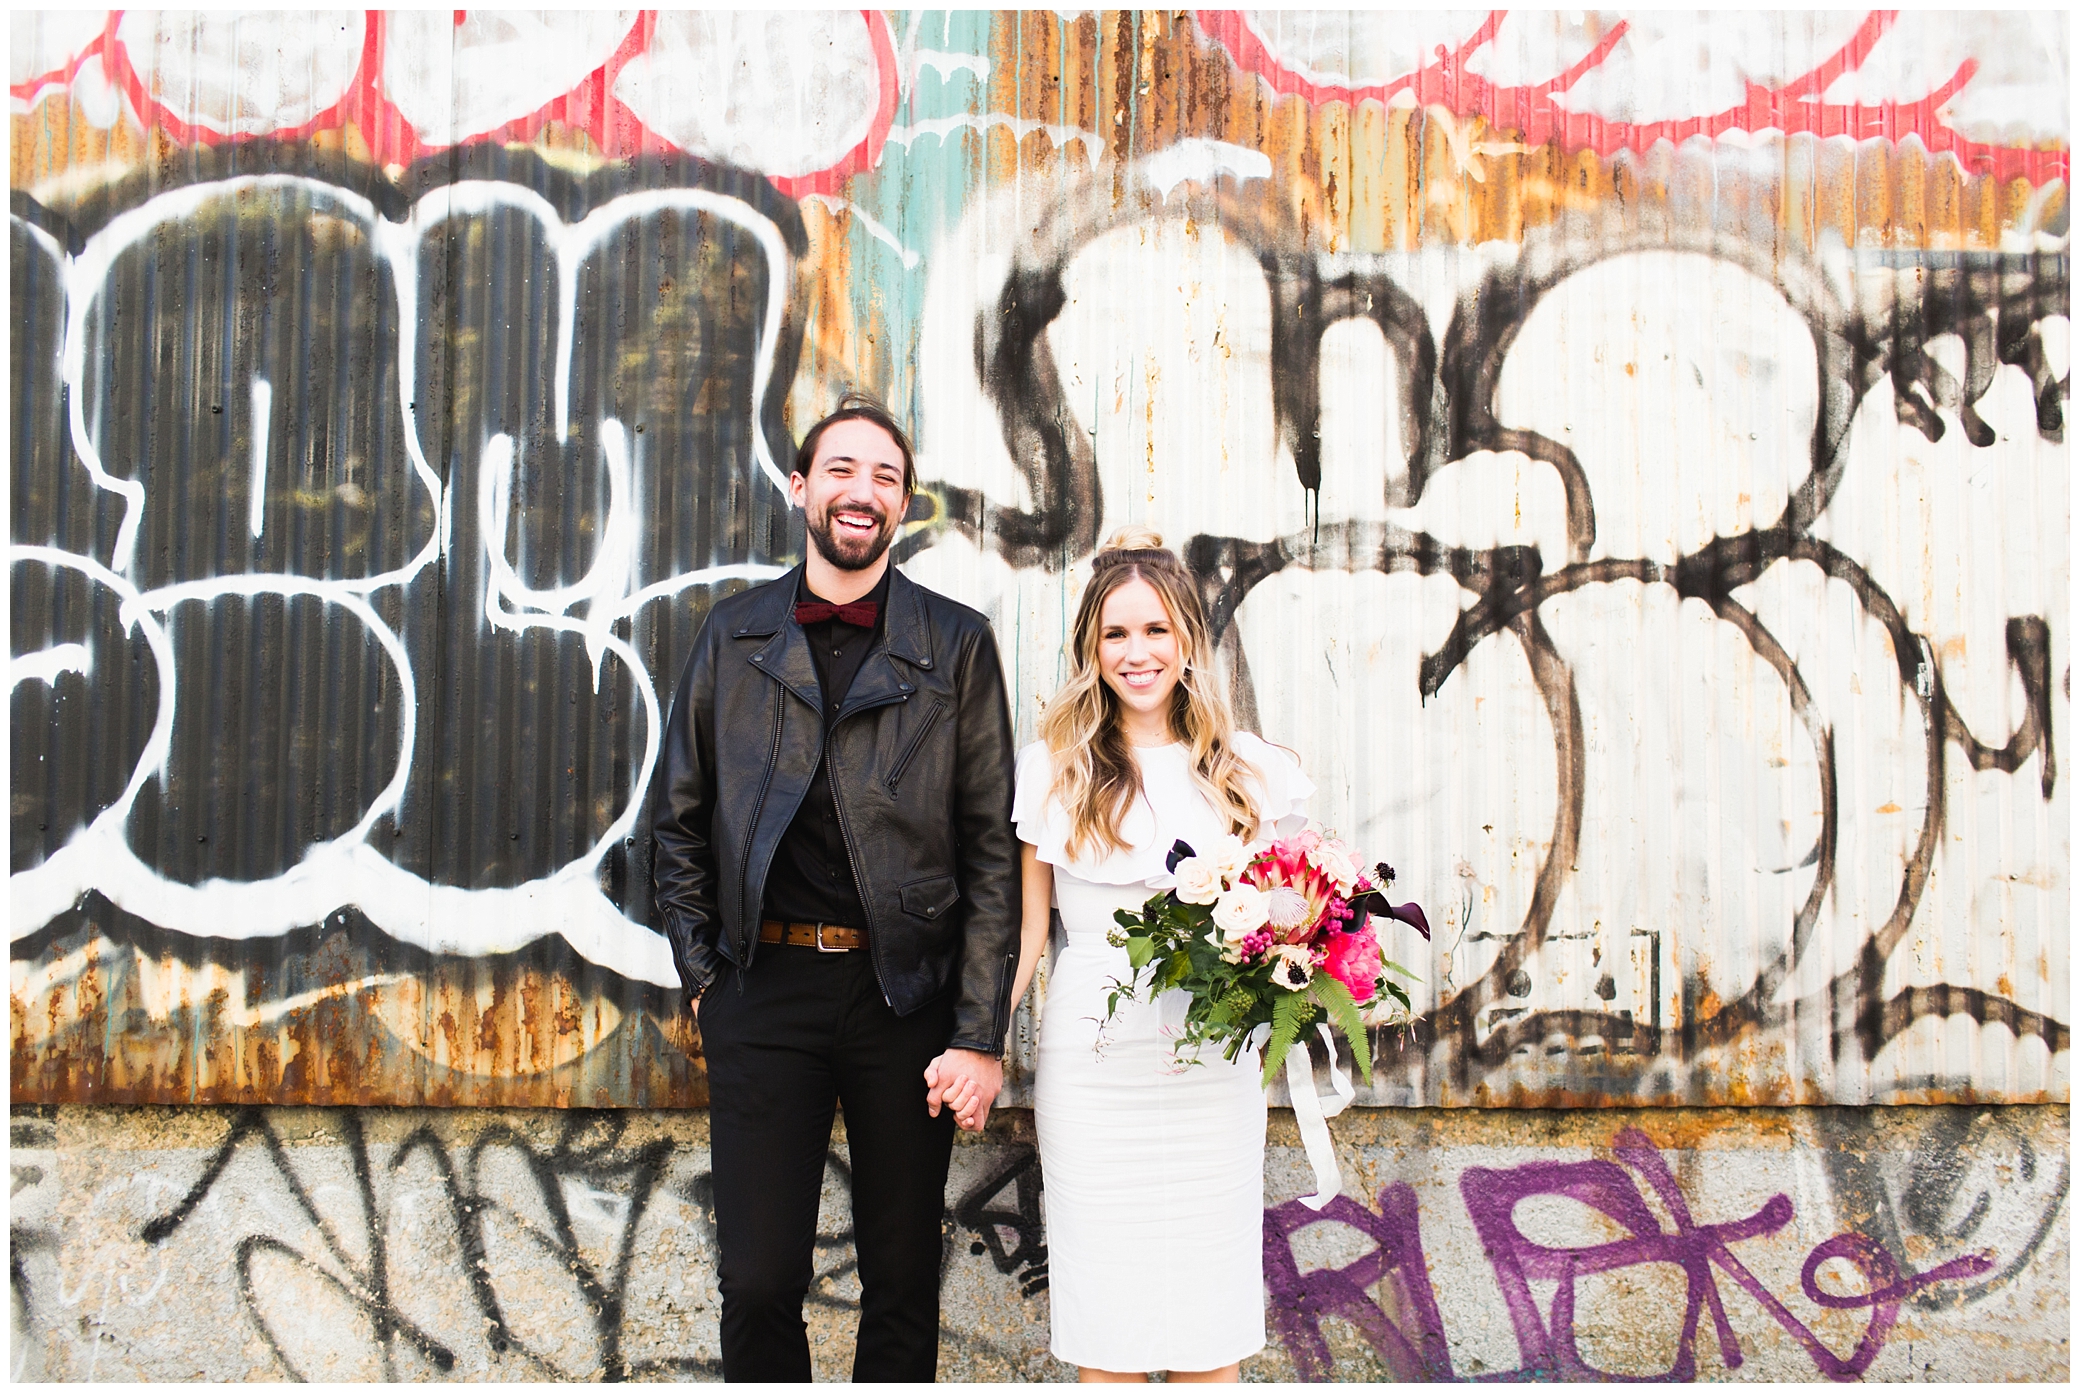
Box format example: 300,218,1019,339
795,599,879,628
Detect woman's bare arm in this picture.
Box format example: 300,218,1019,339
943,844,1054,1129
1010,841,1054,1012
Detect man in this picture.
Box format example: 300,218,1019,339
651,391,1017,1382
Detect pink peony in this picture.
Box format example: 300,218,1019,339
1320,923,1384,1005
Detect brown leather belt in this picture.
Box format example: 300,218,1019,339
760,919,868,952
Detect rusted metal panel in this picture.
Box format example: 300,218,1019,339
9,10,2069,1108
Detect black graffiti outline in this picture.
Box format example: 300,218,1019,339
1817,1105,2073,1313
138,1108,460,1379
10,139,810,986
128,1108,1052,1380
949,1144,1049,1298
135,1107,720,1382
956,171,2070,1094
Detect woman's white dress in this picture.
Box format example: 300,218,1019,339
1014,733,1313,1373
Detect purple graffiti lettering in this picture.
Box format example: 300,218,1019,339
1262,1128,1993,1383
1263,1184,1453,1382
1461,1127,1994,1382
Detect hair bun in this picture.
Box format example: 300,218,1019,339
1100,525,1165,552
1092,525,1178,574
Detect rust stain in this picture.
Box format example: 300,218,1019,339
8,9,2065,1112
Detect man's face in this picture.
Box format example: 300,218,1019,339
790,417,909,572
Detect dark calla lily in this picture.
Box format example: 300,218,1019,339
1346,886,1431,941
1166,839,1197,873
1382,900,1430,940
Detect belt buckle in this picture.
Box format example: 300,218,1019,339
814,922,844,953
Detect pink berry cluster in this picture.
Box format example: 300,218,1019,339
1235,928,1275,961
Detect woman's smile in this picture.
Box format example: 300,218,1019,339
1097,578,1185,743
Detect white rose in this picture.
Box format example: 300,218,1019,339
1211,885,1270,938
1171,856,1224,905
1308,839,1361,893
1269,945,1315,990
1206,833,1253,883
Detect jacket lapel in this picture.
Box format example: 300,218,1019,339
840,567,937,718
881,568,936,672
740,562,936,718
739,565,822,712
841,647,911,718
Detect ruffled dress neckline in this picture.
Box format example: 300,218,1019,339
1012,731,1315,887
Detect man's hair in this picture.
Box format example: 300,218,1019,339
793,390,916,496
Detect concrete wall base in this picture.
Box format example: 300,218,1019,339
9,1103,2066,1381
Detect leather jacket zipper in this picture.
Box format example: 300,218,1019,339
826,687,915,996
735,678,785,985
992,948,1018,1045
884,697,946,792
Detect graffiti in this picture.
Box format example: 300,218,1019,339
1264,1180,1454,1381
11,10,2070,1110
1266,1126,1995,1383
12,12,2062,187
1203,10,2067,182
1461,1127,1991,1381
11,146,800,986
8,1115,59,1383
927,149,2070,1103
1817,1106,2072,1311
11,1108,2059,1381
11,142,810,1101
10,11,899,196
133,1108,694,1381
0,1106,1051,1381
950,1145,1050,1298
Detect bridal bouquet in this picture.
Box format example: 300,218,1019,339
1103,827,1430,1087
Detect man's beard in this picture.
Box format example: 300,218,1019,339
806,502,897,571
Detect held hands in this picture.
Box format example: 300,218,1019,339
923,1048,1004,1132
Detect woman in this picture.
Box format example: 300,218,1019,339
1002,526,1312,1382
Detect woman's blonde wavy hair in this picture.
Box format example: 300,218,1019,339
1039,526,1262,860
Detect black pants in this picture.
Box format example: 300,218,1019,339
699,943,957,1382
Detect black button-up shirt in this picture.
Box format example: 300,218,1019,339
760,563,894,930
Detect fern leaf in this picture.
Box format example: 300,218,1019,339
1259,990,1311,1086
1311,973,1373,1086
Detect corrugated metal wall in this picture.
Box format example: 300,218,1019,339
9,10,2069,1107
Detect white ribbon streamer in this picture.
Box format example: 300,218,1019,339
1284,1023,1356,1211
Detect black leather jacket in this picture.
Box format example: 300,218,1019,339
650,563,1020,1055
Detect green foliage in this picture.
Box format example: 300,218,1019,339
1259,989,1316,1086
1101,875,1429,1088
1310,972,1372,1086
